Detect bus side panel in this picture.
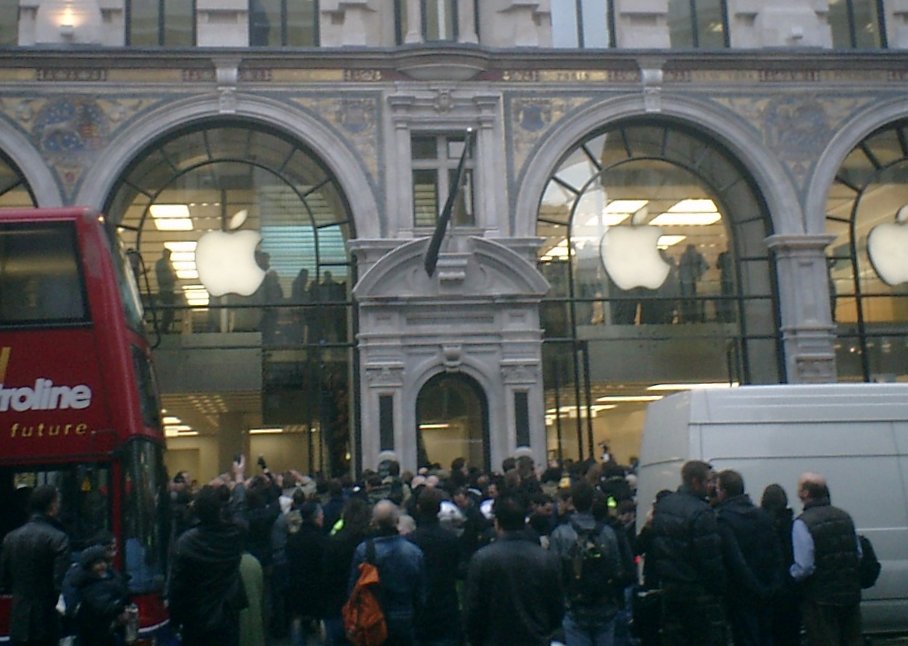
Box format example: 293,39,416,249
0,329,117,462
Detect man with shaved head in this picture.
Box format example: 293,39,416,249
790,472,862,645
349,499,426,645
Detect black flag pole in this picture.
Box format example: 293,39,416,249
424,128,474,277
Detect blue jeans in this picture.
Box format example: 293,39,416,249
564,613,616,646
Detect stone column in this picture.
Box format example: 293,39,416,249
405,0,422,43
766,233,837,383
458,0,479,43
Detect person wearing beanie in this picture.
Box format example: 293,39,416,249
73,544,129,646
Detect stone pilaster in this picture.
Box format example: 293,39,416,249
767,233,837,383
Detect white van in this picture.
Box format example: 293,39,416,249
636,383,908,635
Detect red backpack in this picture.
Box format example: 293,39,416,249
342,539,388,646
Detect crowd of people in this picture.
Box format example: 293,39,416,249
0,451,868,646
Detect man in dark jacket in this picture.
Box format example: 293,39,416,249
168,483,248,646
407,486,462,645
649,460,726,645
790,472,862,645
464,494,565,646
0,484,70,646
715,469,783,646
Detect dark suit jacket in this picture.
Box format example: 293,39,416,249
0,514,70,642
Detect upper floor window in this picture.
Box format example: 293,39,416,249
668,0,729,48
412,134,474,228
0,0,17,45
829,0,887,48
551,0,615,48
127,0,195,47
396,0,478,43
250,0,319,46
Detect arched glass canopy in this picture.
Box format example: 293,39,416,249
826,118,908,383
105,120,356,477
536,119,780,463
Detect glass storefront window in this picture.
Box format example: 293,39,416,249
538,120,778,463
826,119,908,382
106,122,355,478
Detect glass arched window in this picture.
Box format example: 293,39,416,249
668,0,729,48
537,120,779,463
826,119,908,382
550,0,615,48
828,0,887,49
106,121,355,477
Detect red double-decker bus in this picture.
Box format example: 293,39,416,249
0,208,171,643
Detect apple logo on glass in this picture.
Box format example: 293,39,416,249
195,209,266,296
867,204,908,286
600,224,671,290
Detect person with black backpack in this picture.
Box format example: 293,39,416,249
549,480,622,646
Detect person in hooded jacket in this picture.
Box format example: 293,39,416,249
714,470,783,646
168,481,248,646
73,545,129,646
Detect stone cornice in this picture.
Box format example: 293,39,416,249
2,46,907,77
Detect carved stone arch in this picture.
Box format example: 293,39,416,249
0,117,62,206
805,96,908,236
410,361,494,471
513,93,803,237
74,93,381,237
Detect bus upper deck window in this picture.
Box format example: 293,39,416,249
0,223,88,324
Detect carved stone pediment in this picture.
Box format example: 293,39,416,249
353,236,549,301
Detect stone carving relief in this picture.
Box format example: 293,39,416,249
711,94,875,189
293,95,380,182
509,95,590,174
0,94,159,199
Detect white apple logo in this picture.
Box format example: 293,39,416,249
868,205,908,286
600,225,670,290
195,210,266,297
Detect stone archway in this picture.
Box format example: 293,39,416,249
416,371,490,472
